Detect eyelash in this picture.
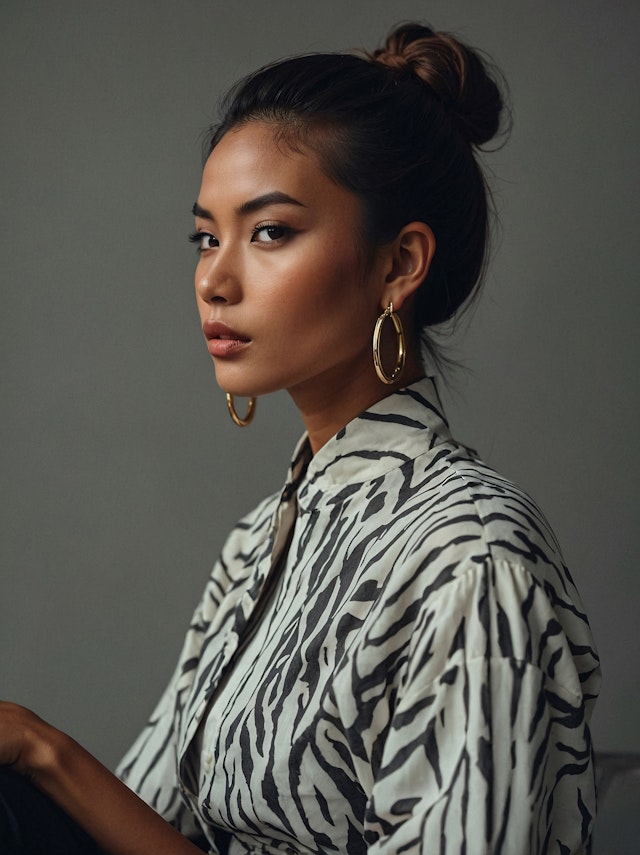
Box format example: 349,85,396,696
188,232,208,250
188,231,216,253
253,223,291,243
188,224,294,253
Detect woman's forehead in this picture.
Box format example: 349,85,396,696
200,121,357,216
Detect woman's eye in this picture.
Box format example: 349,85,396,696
188,232,218,252
252,225,289,243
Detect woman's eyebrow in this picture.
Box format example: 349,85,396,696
237,191,306,215
192,201,212,219
191,192,306,221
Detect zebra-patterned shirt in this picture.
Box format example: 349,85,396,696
117,377,600,854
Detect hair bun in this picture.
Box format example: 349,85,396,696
371,23,504,146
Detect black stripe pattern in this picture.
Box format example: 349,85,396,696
117,377,600,854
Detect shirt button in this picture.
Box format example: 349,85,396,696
203,751,214,772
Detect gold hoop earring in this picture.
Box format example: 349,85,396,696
372,302,406,385
226,393,256,427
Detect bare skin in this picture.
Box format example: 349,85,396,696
193,122,435,453
0,701,203,854
0,121,435,850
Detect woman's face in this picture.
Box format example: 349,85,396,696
193,121,388,405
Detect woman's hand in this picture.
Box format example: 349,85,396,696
0,700,58,780
0,700,205,855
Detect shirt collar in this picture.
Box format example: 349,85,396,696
280,376,452,512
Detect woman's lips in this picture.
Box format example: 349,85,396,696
202,320,251,357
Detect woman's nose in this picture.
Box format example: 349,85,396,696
196,253,242,304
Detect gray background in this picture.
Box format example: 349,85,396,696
1,0,638,816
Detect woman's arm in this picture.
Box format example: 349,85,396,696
0,701,204,855
361,560,598,854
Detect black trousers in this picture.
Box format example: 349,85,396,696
0,767,105,854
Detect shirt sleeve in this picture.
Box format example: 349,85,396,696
115,494,278,844
362,558,598,855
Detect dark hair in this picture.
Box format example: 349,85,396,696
207,23,507,357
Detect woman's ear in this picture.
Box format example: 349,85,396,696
380,222,436,311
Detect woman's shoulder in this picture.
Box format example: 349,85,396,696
372,444,600,702
404,439,563,566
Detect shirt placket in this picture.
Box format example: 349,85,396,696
178,488,299,795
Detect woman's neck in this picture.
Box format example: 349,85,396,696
290,355,424,455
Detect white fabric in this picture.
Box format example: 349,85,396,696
118,377,600,854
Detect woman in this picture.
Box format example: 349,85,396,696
0,22,599,855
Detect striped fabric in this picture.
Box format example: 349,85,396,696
118,377,600,854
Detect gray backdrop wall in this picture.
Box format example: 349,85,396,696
2,0,638,782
